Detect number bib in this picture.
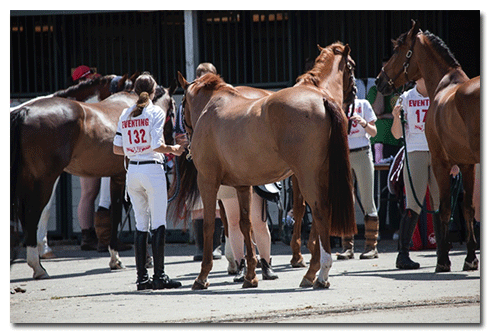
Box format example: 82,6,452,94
406,98,429,135
121,117,151,155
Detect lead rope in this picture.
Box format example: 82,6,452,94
399,106,462,221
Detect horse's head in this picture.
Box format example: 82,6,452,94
153,80,178,144
376,20,422,96
177,71,235,136
340,45,357,107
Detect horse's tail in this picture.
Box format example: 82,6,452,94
323,98,357,237
10,108,26,223
168,152,200,227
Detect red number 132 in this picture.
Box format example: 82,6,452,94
127,129,147,144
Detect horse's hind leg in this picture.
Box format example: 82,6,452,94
236,186,258,288
290,176,307,268
24,179,55,279
37,177,59,258
460,165,478,271
300,223,320,287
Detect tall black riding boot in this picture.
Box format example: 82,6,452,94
396,209,421,269
193,218,223,261
152,226,181,289
135,230,152,290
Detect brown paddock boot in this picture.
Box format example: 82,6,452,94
337,236,354,260
360,215,379,259
94,207,132,252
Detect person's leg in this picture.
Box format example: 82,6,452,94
222,197,246,282
356,149,379,259
396,151,428,269
249,192,278,280
126,170,152,290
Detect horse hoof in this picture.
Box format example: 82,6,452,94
33,271,50,280
242,277,258,288
291,258,307,268
313,279,330,289
435,264,451,272
463,258,479,271
109,260,125,270
299,277,314,288
192,279,209,290
40,251,56,259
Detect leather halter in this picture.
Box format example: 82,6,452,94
380,34,417,93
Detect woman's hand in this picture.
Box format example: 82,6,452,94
350,114,367,128
392,104,402,119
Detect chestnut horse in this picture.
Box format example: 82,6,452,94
174,42,356,290
237,58,357,269
376,20,480,272
11,79,177,280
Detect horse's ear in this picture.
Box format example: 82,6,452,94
409,19,420,39
317,44,323,52
343,44,351,57
177,71,189,89
169,78,178,96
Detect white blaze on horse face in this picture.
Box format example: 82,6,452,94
318,238,333,285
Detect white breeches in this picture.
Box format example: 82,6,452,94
126,164,167,232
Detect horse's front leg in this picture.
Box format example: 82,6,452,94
236,186,258,288
109,176,125,270
290,176,306,268
192,177,219,290
460,165,478,271
431,162,453,272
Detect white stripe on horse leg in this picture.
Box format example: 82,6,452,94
317,238,333,286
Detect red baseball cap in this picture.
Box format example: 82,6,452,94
72,65,92,81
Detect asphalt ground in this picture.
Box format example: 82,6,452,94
9,239,481,327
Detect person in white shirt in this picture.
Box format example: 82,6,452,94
338,98,379,260
391,78,440,270
113,72,186,290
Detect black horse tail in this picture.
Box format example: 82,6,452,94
322,98,357,237
168,152,200,227
10,108,26,223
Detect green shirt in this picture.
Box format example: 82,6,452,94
366,86,402,146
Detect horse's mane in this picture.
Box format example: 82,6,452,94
296,42,345,87
53,75,115,98
194,73,239,95
393,30,460,68
422,31,461,68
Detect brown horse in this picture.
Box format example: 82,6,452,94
174,42,357,290
237,65,357,269
11,79,177,279
10,73,138,261
376,20,480,272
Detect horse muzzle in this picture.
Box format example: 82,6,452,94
375,76,394,96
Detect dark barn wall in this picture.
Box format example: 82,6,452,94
11,10,480,98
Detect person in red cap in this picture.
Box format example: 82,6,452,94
71,65,129,253
72,65,100,82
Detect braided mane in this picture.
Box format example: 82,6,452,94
393,30,460,68
296,42,345,87
423,31,460,68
